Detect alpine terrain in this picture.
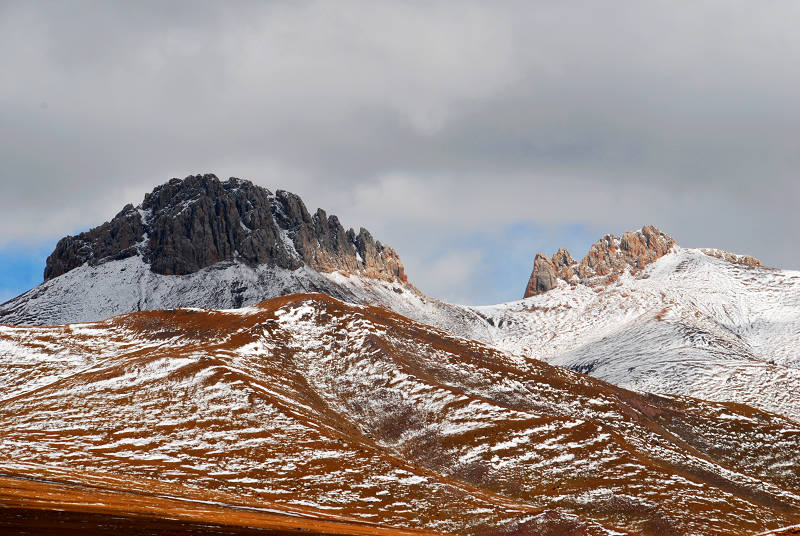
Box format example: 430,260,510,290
2,294,800,535
0,174,407,327
1,174,799,535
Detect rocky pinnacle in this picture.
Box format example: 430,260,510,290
523,225,766,298
524,226,677,298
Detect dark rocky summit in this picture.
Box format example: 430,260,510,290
44,174,406,283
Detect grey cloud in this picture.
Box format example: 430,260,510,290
1,1,798,303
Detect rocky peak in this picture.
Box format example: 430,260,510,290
577,225,675,282
523,225,675,298
44,174,406,284
523,252,572,297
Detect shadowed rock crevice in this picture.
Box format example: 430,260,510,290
44,174,406,283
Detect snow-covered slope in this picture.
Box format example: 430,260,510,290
0,253,487,339
0,256,379,326
354,246,800,423
3,241,799,425
2,294,799,535
474,248,800,423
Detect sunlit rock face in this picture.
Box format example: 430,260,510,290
525,226,683,298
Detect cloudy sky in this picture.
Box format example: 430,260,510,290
1,1,799,304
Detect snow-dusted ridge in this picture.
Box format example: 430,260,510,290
8,176,796,425
0,256,361,326
274,244,800,425
2,293,800,534
2,241,799,425
456,247,800,423
229,243,799,425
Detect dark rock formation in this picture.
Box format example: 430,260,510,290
523,226,675,298
44,204,146,280
44,174,406,283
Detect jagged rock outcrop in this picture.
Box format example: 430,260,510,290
577,225,675,282
700,248,763,268
44,174,406,283
524,226,675,298
523,225,767,299
43,204,146,280
523,249,578,296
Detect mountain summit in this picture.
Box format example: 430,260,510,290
45,174,405,283
524,226,676,297
1,174,409,326
523,225,762,297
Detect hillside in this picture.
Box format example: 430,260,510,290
467,244,800,423
1,294,799,535
3,181,798,426
322,231,800,425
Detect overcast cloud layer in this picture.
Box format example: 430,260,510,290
1,1,799,304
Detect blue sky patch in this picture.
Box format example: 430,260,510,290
0,240,56,303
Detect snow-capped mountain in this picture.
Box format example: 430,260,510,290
2,175,800,533
0,174,408,326
2,176,799,426
470,245,800,423
333,226,800,424
2,294,799,535
389,232,800,425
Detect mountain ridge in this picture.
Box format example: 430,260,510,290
523,225,763,298
2,177,799,425
2,179,800,533
2,292,799,535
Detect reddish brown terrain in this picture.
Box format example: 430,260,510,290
0,467,439,535
1,293,799,534
757,524,800,536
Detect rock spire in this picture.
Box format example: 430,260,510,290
523,225,675,298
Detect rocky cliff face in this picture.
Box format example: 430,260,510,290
522,248,577,296
44,174,406,283
524,226,677,298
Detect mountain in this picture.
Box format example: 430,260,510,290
522,225,761,297
2,176,800,533
0,174,408,326
365,229,800,424
522,226,677,297
1,293,799,535
470,232,800,424
2,176,798,424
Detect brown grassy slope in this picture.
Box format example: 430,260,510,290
1,293,799,535
0,469,444,535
